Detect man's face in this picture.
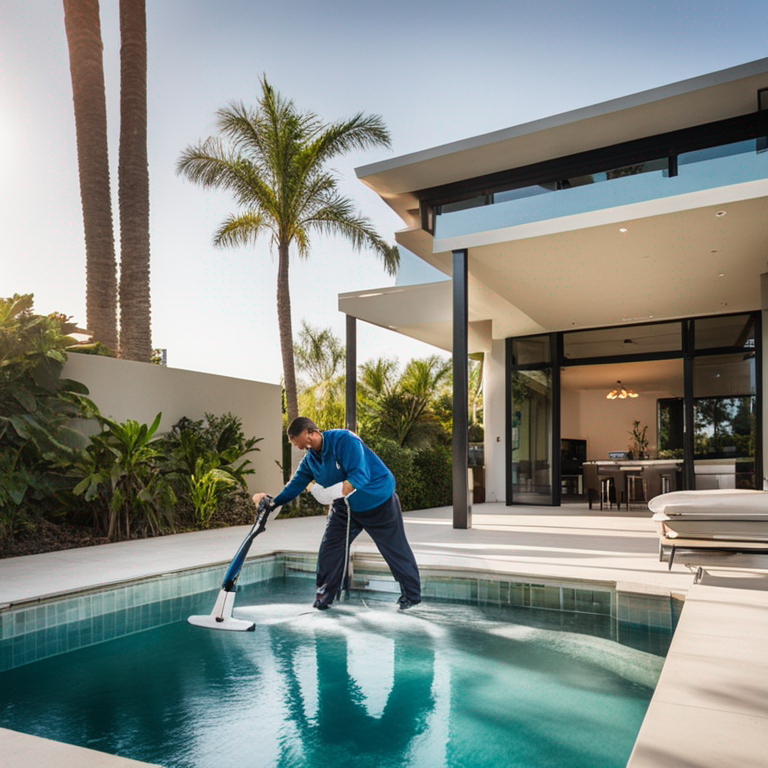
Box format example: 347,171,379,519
289,429,314,451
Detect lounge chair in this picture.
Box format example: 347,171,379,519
649,490,768,582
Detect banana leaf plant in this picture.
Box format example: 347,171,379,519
73,413,176,541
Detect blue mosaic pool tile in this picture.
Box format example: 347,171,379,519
0,554,678,672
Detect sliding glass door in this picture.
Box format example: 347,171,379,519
507,312,761,506
508,335,559,505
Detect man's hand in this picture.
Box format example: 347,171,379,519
252,492,269,505
342,480,355,496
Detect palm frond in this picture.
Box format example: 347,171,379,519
213,212,271,249
302,195,399,275
215,101,269,167
308,113,391,164
176,138,238,187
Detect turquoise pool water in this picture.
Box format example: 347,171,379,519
0,577,664,767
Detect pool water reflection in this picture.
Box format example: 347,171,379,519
0,577,665,768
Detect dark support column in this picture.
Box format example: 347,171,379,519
345,314,357,433
683,320,695,490
452,249,471,529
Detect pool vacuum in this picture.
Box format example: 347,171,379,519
188,495,275,632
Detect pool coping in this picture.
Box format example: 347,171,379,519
1,503,767,768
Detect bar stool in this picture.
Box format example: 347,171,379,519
625,471,648,510
599,475,616,510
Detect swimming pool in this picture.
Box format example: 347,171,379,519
0,573,667,768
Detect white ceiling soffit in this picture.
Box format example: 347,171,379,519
338,281,544,352
356,58,768,223
463,197,767,331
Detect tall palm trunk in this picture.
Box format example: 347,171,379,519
277,241,298,423
118,0,151,361
63,0,118,350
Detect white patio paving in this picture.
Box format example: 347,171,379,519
1,501,767,768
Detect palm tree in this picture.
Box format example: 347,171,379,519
176,78,399,421
62,0,118,350
360,355,451,447
118,0,152,361
294,320,345,385
294,320,346,429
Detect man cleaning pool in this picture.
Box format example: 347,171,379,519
252,417,422,611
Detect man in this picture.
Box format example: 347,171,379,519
253,417,421,610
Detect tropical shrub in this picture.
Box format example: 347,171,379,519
412,445,453,509
161,413,262,524
358,355,451,448
72,413,176,541
0,295,94,538
187,457,237,528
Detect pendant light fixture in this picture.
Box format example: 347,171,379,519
606,380,639,400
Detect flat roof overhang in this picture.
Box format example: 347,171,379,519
357,58,768,226
338,280,544,352
344,60,768,348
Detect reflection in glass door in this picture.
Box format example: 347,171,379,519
693,354,757,489
509,334,556,505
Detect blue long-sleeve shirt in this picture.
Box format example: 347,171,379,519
273,430,395,513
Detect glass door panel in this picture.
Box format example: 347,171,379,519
511,368,553,504
693,353,756,489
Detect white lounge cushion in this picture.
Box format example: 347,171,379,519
648,489,768,516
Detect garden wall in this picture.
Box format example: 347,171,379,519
62,355,283,494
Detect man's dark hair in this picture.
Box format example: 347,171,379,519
287,417,319,437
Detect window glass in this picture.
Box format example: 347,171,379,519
438,195,487,214
695,314,755,350
693,353,756,489
511,369,553,504
563,322,682,360
513,335,551,365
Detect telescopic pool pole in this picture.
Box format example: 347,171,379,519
187,495,274,632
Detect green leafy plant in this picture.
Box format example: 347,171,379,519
160,413,262,526
628,419,649,459
73,413,176,541
187,457,237,528
412,445,453,509
0,294,95,538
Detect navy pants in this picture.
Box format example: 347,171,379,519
315,493,421,608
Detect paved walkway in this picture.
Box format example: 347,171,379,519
1,502,767,768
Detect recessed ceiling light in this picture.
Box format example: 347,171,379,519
718,272,725,277
619,227,628,233
715,211,727,217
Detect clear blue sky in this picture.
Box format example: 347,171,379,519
1,1,766,383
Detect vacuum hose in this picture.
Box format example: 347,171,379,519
339,495,352,599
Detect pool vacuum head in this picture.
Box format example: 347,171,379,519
188,496,275,632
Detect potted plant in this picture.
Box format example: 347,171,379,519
628,419,649,459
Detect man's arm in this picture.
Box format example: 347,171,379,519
272,456,315,507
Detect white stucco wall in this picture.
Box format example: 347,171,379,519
483,338,507,503
62,355,283,494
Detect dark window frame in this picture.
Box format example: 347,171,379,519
420,110,768,227
506,311,762,505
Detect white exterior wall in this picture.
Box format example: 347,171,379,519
483,338,507,502
62,355,283,494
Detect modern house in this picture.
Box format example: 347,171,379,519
341,58,767,527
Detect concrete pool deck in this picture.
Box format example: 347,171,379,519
1,501,767,768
